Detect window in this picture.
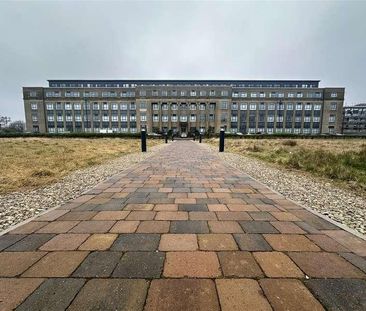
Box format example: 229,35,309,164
65,103,72,110
239,92,247,98
32,115,38,122
190,90,196,97
102,103,109,110
153,115,159,122
200,90,207,96
46,103,54,110
180,116,188,122
93,103,100,110
232,103,238,110
329,115,336,122
84,91,98,97
181,91,186,96
221,90,228,97
232,92,239,98
305,103,312,110
288,92,295,98
250,104,256,110
139,90,146,96
296,103,302,110
297,92,303,98
111,103,118,110
130,103,136,110
267,116,274,122
200,104,205,110
152,90,158,96
231,116,238,122
190,115,196,122
162,90,168,97
140,102,146,109
46,91,61,97
171,115,178,122
209,90,215,96
172,90,177,96
171,103,178,110
331,92,338,98
330,103,337,110
268,104,275,110
31,103,38,110
121,115,127,121
130,115,136,121
120,103,128,110
240,103,247,110
65,91,80,97
220,102,228,109
162,115,168,122
29,91,37,97
259,92,265,98
153,103,159,110
47,116,54,121
74,103,81,110
57,115,63,122
278,92,284,98
140,115,147,121
287,103,293,110
250,92,257,98
66,115,72,121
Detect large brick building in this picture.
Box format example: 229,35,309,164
23,80,344,135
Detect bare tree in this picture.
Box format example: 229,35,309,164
8,120,25,132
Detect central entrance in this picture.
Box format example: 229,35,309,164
180,122,188,137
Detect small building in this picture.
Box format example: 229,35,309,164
342,104,366,135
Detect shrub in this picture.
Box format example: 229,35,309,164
282,140,297,146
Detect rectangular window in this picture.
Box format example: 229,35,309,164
232,92,239,98
239,92,247,98
111,103,118,110
330,103,337,110
210,90,215,96
162,90,168,97
250,104,256,110
162,115,168,122
65,103,72,110
220,101,228,109
200,90,207,96
259,92,265,98
221,90,228,97
288,92,295,98
305,104,312,110
268,104,275,110
240,103,247,110
29,91,37,97
31,103,38,110
297,92,303,98
181,91,186,96
120,103,128,110
287,103,293,110
331,92,338,98
200,104,205,110
46,103,54,110
74,103,81,110
103,103,109,110
140,115,147,121
32,115,38,122
152,90,158,96
329,115,336,122
250,92,257,98
190,90,196,97
296,103,302,110
190,115,196,122
139,90,146,96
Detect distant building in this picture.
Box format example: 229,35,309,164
23,80,344,135
342,104,366,135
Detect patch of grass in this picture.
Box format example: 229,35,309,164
207,138,366,195
0,138,162,194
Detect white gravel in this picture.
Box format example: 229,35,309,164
0,144,166,232
206,144,366,235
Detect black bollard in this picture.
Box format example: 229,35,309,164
141,129,147,152
165,134,168,144
172,134,174,141
193,135,196,141
199,134,202,143
219,129,225,152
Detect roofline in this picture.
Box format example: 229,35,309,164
47,79,321,83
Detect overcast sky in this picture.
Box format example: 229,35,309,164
0,1,365,121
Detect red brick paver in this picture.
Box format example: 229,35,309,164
1,140,365,310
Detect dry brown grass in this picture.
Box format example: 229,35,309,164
0,138,162,194
207,138,366,194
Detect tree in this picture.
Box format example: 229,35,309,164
8,120,25,132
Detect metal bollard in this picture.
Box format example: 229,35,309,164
165,135,168,143
193,135,196,141
219,129,225,152
199,134,202,143
172,134,174,141
141,129,147,152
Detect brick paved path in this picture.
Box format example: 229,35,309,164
1,141,366,311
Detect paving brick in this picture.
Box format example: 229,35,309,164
323,230,366,256
79,233,118,250
92,211,129,220
178,204,208,211
207,204,228,211
36,221,79,233
270,211,301,221
159,234,198,251
145,279,219,311
218,251,263,277
170,220,209,233
0,278,45,311
68,279,148,311
208,221,243,233
35,209,69,221
188,192,208,199
260,279,325,311
234,234,272,251
137,220,170,233
17,278,85,311
58,211,97,221
216,211,251,221
307,234,350,252
111,233,160,251
227,204,259,211
23,251,88,277
8,221,47,234
289,252,365,278
40,233,89,251
73,251,121,277
271,221,307,234
124,203,154,211
110,220,140,233
0,252,46,276
154,204,178,211
198,234,238,251
0,234,26,251
189,211,217,220
70,220,115,233
6,234,55,251
291,210,339,230
113,251,165,278
264,234,321,251
304,279,366,311
254,251,304,277
155,211,188,220
216,279,272,311
164,251,221,278
340,252,366,273
126,211,156,220
239,221,279,233
295,221,322,234
248,211,276,221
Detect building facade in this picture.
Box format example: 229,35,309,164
342,104,366,135
23,80,344,135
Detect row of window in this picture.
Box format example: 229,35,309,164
37,90,339,99
32,102,337,111
230,128,321,134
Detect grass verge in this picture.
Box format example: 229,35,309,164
207,138,366,195
0,138,162,194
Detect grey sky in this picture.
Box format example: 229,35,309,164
0,1,365,121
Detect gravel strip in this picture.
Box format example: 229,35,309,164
0,144,166,232
205,144,366,235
